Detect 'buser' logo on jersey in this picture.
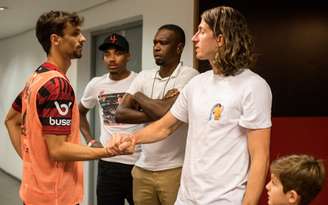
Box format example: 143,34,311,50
54,101,72,116
49,117,72,126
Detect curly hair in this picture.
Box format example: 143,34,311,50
36,10,84,55
201,6,256,76
271,154,326,205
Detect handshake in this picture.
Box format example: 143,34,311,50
105,133,136,157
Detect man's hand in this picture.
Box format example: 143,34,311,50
130,94,142,111
163,88,179,99
105,133,136,156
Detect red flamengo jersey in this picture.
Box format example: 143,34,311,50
12,62,74,135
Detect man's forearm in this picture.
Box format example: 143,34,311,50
115,106,152,123
5,123,22,158
243,128,271,205
134,112,182,144
4,108,22,158
48,142,111,161
78,103,103,147
134,92,177,120
79,115,94,143
115,93,152,123
242,155,269,205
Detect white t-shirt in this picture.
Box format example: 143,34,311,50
127,62,199,171
81,72,143,164
170,69,272,205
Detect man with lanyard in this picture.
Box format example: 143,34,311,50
116,24,198,205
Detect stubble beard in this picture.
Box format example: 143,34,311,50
71,50,82,59
155,58,165,66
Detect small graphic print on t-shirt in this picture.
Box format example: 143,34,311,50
209,103,224,121
98,92,124,125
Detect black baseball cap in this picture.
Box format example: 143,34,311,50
98,33,129,53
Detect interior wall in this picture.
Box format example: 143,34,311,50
0,31,43,178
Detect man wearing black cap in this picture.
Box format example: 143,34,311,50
79,33,142,205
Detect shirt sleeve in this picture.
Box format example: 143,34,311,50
170,81,190,123
174,66,199,91
126,71,145,95
170,67,198,122
12,91,23,113
238,77,272,129
37,77,74,135
80,78,98,109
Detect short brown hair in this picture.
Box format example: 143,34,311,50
36,10,84,54
271,154,326,205
201,6,256,76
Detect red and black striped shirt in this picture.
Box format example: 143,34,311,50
12,63,74,135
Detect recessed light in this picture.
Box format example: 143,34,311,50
0,6,8,11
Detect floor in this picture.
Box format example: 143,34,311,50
0,169,22,205
0,168,131,205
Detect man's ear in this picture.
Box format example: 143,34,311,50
126,52,131,61
287,190,301,204
216,34,224,48
50,34,61,46
177,43,184,55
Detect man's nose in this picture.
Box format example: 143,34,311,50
154,43,161,51
108,56,115,61
265,181,271,190
80,34,87,43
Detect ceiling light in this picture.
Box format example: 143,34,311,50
0,6,8,11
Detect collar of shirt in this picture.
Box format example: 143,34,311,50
41,62,69,81
154,61,183,80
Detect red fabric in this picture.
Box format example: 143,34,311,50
12,62,74,135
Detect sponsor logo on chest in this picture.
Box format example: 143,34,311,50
49,117,71,126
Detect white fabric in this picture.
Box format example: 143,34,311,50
171,69,272,205
81,72,143,164
127,62,199,171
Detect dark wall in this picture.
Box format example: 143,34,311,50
198,0,328,116
198,1,328,204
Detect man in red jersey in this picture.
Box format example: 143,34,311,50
4,11,131,205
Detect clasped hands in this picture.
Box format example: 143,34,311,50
105,133,136,156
